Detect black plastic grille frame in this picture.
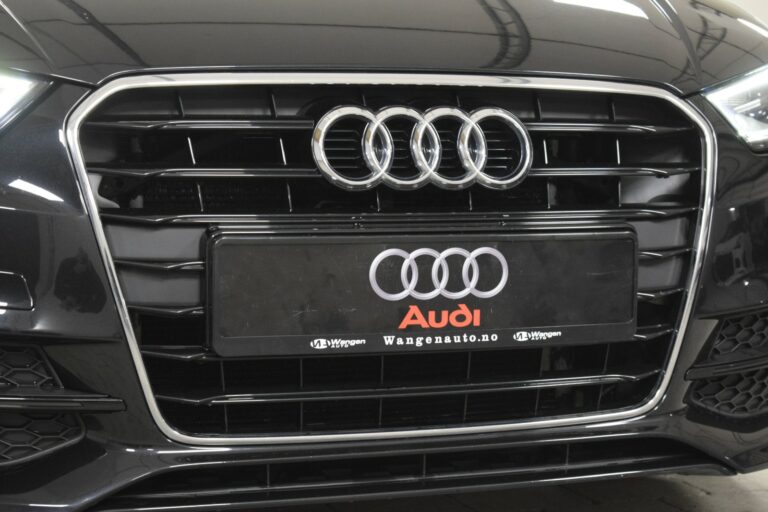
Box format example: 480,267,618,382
77,79,705,438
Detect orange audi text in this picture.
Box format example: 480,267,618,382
399,304,481,330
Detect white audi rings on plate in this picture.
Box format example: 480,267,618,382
369,247,509,301
311,105,533,191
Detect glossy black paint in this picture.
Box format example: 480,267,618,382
0,0,767,93
0,84,123,340
1,1,768,511
694,97,768,316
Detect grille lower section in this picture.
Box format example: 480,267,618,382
92,438,719,511
146,339,665,435
75,76,706,439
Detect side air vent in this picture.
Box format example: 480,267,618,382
690,370,768,420
686,310,768,429
0,344,84,467
0,412,82,467
0,345,56,389
73,77,707,440
708,311,768,364
0,342,123,466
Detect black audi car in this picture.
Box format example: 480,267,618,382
2,0,768,509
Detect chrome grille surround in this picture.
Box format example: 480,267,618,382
65,73,717,445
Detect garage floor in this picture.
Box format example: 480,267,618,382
265,473,768,511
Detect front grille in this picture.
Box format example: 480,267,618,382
74,76,706,439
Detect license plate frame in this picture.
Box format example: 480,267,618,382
208,227,637,357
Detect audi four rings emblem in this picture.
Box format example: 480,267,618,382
311,106,533,191
369,247,509,301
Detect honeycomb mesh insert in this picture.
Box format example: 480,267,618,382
0,344,82,466
0,412,82,466
0,345,57,389
709,311,768,364
690,369,768,418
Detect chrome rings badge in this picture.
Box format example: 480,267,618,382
312,105,533,191
369,247,508,301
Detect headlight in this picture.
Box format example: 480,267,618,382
0,72,49,132
705,66,768,152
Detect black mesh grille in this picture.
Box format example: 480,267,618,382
0,345,57,389
0,412,82,466
0,344,83,466
690,370,768,419
145,340,667,435
79,80,705,437
687,310,768,426
708,311,768,364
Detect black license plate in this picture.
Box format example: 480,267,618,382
208,229,637,357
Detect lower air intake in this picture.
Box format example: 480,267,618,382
0,412,82,467
91,437,721,511
708,310,768,364
690,370,768,420
0,343,85,466
0,345,56,389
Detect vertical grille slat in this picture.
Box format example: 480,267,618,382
76,80,705,438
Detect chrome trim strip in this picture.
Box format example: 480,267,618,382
65,73,717,446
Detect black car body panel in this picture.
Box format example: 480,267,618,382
0,0,767,93
2,1,768,511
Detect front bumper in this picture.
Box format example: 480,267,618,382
0,78,767,511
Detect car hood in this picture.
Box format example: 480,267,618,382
1,0,767,94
